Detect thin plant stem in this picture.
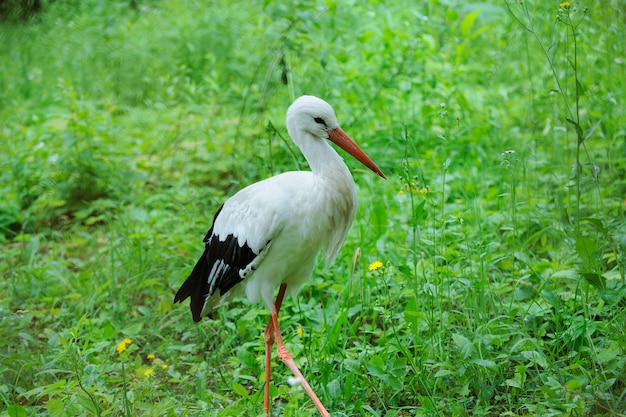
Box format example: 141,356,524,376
401,126,420,276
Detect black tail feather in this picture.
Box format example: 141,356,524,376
174,249,210,322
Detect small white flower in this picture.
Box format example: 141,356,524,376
287,376,302,386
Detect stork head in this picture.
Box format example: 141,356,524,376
287,95,339,139
286,95,386,179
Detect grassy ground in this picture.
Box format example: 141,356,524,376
1,0,625,416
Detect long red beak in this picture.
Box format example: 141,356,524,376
327,127,386,179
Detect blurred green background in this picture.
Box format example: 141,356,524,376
1,1,625,416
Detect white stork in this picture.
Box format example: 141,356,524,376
174,95,385,416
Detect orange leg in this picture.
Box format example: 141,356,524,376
263,283,330,417
263,284,287,416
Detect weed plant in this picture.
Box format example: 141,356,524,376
1,1,625,416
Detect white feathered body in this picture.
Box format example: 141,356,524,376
210,165,356,312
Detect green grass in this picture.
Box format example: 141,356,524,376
1,0,625,416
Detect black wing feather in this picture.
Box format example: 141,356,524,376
174,204,259,322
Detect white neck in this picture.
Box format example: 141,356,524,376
295,131,357,265
296,132,353,184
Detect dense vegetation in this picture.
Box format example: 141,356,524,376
1,1,625,416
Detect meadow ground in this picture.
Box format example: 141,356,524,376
1,1,625,416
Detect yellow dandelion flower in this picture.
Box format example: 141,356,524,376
116,342,126,354
296,327,303,337
161,364,168,370
147,354,155,361
560,1,570,7
143,368,154,376
116,338,132,354
399,183,429,195
368,261,383,271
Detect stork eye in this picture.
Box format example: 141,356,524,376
313,117,328,127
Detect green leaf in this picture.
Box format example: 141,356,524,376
514,286,535,301
599,284,626,306
566,378,582,390
327,378,341,399
387,375,403,391
391,357,408,376
74,391,99,415
365,355,391,384
167,343,196,353
452,333,474,359
417,395,437,412
231,381,248,398
343,359,361,373
7,404,27,417
361,405,382,417
435,369,454,377
461,10,481,37
471,358,497,369
574,233,599,265
582,272,605,290
236,347,258,370
541,287,563,308
581,217,607,234
46,398,66,417
520,350,548,368
505,378,522,388
583,119,602,141
596,341,621,364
